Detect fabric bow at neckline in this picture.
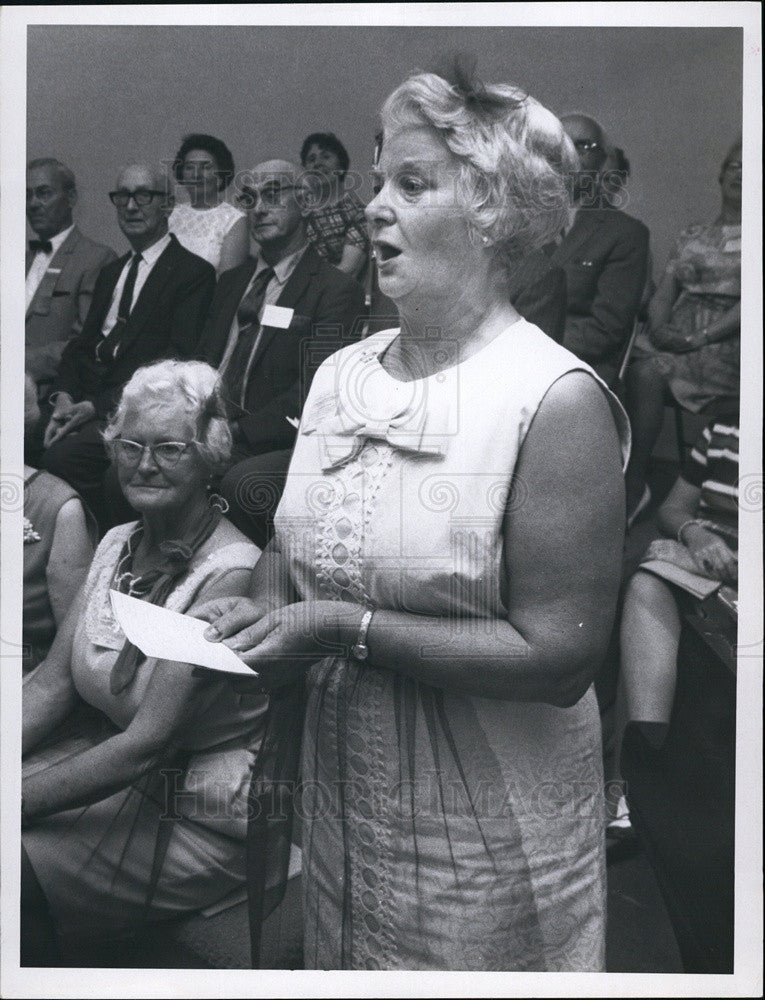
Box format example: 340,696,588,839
302,349,451,470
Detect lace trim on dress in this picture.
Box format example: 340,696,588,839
303,439,397,964
313,441,393,607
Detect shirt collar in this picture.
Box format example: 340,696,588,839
39,223,75,256
133,231,172,266
255,241,308,286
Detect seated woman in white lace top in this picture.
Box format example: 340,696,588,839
168,133,249,273
21,360,265,964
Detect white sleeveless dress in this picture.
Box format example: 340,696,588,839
168,201,244,269
274,320,630,970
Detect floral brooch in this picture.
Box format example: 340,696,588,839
24,517,41,544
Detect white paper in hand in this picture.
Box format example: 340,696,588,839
109,589,256,676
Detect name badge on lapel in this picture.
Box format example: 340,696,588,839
262,304,294,329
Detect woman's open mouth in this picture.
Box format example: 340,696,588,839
374,240,402,264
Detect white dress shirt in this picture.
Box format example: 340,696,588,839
25,224,75,310
100,232,172,337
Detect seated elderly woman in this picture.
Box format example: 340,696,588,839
624,139,742,519
23,373,97,673
607,415,738,835
300,131,370,280
200,66,629,971
21,360,265,965
169,133,249,273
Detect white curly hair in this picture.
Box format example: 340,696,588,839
103,359,232,473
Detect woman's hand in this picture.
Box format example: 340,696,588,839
683,524,738,583
194,595,268,634
200,599,360,690
44,395,96,447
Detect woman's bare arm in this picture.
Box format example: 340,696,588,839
217,215,250,274
647,267,680,332
23,585,85,754
46,498,95,626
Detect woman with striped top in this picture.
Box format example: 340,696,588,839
607,416,738,835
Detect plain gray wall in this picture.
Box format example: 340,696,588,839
27,25,742,273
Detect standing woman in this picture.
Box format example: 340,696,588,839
169,133,249,273
300,131,370,280
202,69,629,971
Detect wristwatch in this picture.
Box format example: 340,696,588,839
351,609,374,661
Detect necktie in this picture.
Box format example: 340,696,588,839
96,252,143,364
224,266,274,408
29,239,53,255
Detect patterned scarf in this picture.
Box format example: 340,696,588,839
109,506,221,695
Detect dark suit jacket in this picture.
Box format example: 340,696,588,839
199,245,365,455
53,234,215,418
550,207,649,385
25,226,117,386
508,247,567,344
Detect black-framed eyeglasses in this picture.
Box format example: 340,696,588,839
573,140,602,153
109,189,166,207
235,184,296,210
112,438,197,468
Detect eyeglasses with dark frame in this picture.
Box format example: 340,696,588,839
112,438,198,469
235,184,297,210
109,189,166,207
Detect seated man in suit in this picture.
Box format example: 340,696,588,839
25,158,117,405
198,158,365,546
41,163,216,531
551,113,649,386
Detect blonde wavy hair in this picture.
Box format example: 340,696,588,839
381,68,577,266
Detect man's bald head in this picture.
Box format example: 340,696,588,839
560,114,605,148
251,158,300,180
239,158,308,264
560,113,607,202
115,162,171,195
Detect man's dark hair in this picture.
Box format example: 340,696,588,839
27,157,76,193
